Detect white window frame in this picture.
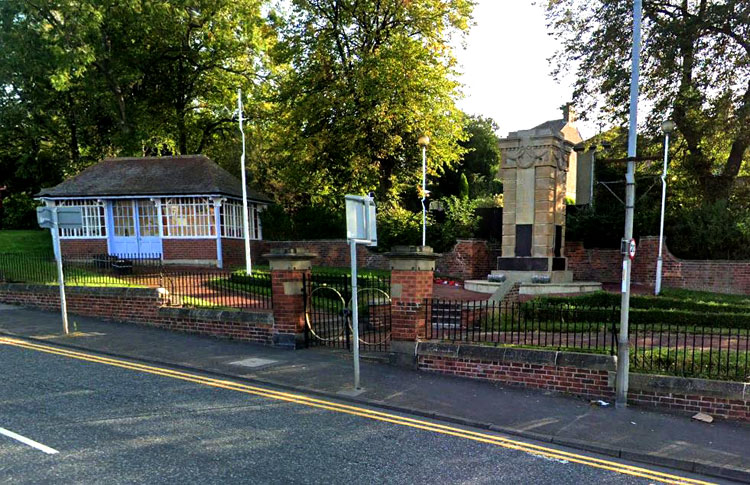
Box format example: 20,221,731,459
220,199,263,240
161,197,216,238
57,199,107,239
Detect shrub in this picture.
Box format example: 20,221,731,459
376,203,424,250
1,192,38,229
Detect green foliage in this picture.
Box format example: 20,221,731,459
0,0,270,197
544,0,750,202
376,204,424,250
631,348,749,382
432,195,479,250
667,201,750,259
259,204,345,240
1,193,39,229
538,290,750,314
434,115,501,199
263,0,473,209
458,173,470,199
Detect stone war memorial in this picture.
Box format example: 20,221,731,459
466,105,601,300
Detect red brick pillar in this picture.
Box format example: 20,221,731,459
387,246,438,367
266,248,317,349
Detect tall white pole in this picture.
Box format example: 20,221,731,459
655,132,670,295
616,0,641,409
421,145,427,247
238,88,252,275
350,240,361,390
52,209,69,335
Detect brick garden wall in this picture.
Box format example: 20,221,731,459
163,238,217,263
435,239,498,280
566,236,750,294
60,239,109,257
416,342,750,422
417,343,614,401
0,284,274,345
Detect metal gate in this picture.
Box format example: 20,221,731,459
303,272,391,352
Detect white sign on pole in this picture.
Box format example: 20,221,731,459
36,206,83,335
344,194,378,391
345,194,377,246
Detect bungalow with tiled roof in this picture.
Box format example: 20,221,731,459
37,155,271,267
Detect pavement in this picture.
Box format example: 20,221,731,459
1,304,750,483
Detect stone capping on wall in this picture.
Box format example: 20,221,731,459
417,341,616,371
0,283,159,299
158,307,273,325
618,372,749,402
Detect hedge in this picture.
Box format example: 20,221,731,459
537,292,750,315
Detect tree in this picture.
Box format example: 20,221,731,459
434,115,501,199
543,0,750,201
261,0,473,209
0,0,270,204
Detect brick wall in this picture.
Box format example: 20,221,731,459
623,373,750,422
0,284,274,345
417,343,614,401
391,270,434,341
566,236,750,294
163,238,217,262
221,238,267,268
417,342,750,422
60,239,109,257
565,241,621,282
435,239,496,280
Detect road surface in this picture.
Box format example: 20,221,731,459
0,336,720,484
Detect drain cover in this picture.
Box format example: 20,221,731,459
228,357,278,368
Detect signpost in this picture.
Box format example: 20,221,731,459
345,194,377,391
37,206,83,335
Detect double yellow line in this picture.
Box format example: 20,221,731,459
0,336,713,485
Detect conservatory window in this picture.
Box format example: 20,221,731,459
57,200,107,238
161,197,215,237
220,200,262,239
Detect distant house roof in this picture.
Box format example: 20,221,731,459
37,155,271,202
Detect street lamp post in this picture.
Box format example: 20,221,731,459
655,120,676,295
418,135,430,247
615,0,642,409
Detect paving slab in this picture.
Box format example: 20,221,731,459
1,305,749,482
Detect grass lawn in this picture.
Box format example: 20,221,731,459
0,230,52,253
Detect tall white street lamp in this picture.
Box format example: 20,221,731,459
238,88,252,275
655,119,676,295
418,135,430,247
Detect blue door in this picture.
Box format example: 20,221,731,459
110,200,162,258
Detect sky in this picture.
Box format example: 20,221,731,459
453,1,595,139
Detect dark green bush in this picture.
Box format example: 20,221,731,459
538,291,750,315
1,192,38,229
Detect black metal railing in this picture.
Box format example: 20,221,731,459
0,252,273,310
303,271,391,351
164,270,272,310
0,252,164,287
425,299,618,355
424,298,750,382
630,321,749,382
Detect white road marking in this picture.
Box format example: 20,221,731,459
0,427,59,454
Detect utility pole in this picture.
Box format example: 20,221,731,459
616,0,642,409
238,88,252,275
418,135,430,247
